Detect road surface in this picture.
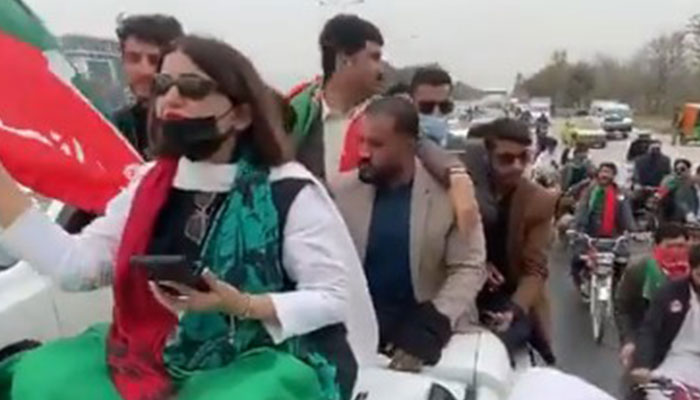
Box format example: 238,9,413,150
547,127,700,398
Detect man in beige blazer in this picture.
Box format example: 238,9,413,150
331,96,486,372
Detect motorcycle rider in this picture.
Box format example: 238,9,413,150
571,162,636,291
633,142,671,189
616,223,690,370
658,159,695,223
532,136,559,189
626,132,654,163
630,244,700,394
560,144,595,192
534,113,550,154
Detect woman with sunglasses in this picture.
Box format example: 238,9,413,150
0,35,376,400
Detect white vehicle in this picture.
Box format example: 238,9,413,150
528,98,552,120
0,200,519,400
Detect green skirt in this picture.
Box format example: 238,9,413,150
0,324,322,400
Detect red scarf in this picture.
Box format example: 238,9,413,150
107,158,180,400
338,113,365,172
599,186,618,237
654,246,690,279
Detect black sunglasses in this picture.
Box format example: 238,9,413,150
153,74,218,100
417,100,454,115
494,150,531,166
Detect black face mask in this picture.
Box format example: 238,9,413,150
160,111,234,161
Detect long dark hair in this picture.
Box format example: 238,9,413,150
150,35,291,165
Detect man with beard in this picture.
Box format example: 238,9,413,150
630,244,700,394
113,14,184,158
288,14,479,235
331,97,486,372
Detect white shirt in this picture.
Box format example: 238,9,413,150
655,289,700,388
0,158,379,364
321,98,353,182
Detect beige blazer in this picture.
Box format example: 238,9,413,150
331,159,487,332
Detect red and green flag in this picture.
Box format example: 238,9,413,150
0,0,141,213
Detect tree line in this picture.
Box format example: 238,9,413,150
514,13,700,116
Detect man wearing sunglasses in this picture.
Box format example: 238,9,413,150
462,118,557,364
409,67,454,146
113,14,183,158
288,15,479,237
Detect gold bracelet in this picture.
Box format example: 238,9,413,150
241,294,253,319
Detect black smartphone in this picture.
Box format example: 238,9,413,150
130,255,210,293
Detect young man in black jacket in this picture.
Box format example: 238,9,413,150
630,244,700,390
112,14,183,159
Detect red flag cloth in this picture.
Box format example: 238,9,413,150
0,32,141,213
598,186,618,238
108,158,179,400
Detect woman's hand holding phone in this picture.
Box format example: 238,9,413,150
150,269,251,316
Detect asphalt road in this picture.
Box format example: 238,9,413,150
547,127,700,398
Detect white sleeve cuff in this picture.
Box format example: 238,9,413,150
0,207,65,277
263,291,345,344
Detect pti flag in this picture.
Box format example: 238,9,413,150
0,0,141,213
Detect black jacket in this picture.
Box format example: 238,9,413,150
113,103,150,159
633,153,671,187
632,278,694,370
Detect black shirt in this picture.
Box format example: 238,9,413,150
485,193,513,290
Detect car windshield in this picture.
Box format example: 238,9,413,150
604,107,630,118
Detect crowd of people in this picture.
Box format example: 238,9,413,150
0,10,698,400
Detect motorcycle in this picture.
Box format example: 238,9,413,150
632,376,700,400
568,231,628,344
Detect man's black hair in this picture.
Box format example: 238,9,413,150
654,223,688,245
484,118,532,150
543,136,558,149
319,14,383,82
690,244,700,270
467,123,490,139
598,162,618,176
674,158,692,170
385,82,410,97
116,14,183,49
410,67,452,94
696,165,700,175
365,96,419,138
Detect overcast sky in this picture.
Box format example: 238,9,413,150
25,0,700,91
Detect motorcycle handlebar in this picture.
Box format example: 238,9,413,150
566,231,629,248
